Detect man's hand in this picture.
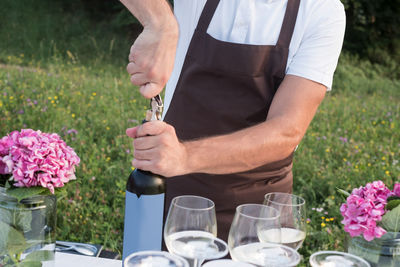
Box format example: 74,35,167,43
126,121,188,177
120,0,178,98
127,25,178,98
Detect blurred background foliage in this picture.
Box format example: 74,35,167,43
0,0,399,70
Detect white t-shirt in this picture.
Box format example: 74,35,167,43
163,0,346,115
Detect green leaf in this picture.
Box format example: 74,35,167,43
381,205,400,232
0,220,28,255
387,195,400,202
0,205,32,233
6,187,48,202
24,250,54,261
18,260,43,267
386,199,400,211
336,188,351,197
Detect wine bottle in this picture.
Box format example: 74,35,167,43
122,97,166,260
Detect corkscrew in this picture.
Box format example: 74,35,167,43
147,95,163,121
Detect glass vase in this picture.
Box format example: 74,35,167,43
0,187,57,267
347,232,400,267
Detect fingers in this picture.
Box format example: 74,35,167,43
126,127,139,138
136,121,168,137
126,62,139,75
132,158,154,172
139,82,163,99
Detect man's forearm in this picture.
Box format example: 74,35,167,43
183,75,326,175
119,0,176,30
184,118,300,174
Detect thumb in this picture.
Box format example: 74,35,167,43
126,126,139,138
140,82,163,99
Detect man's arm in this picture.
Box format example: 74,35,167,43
120,0,178,98
127,75,326,177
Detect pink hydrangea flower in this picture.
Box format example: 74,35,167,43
393,183,400,197
0,129,80,193
340,181,391,241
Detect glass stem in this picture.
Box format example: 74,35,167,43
192,258,204,267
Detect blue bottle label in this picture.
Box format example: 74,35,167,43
122,190,165,260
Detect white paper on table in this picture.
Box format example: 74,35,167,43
53,252,121,267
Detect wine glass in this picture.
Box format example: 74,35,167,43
124,250,189,267
263,192,307,250
309,251,371,267
228,204,300,267
164,195,228,267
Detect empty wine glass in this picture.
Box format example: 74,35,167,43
164,195,228,267
124,250,189,267
263,192,307,250
310,251,371,267
228,204,300,267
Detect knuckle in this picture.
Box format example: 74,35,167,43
147,67,157,80
130,75,139,85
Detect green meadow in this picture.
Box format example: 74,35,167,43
0,0,399,265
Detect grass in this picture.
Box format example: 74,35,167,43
0,0,399,264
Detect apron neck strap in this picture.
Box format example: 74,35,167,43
196,0,221,33
277,0,301,48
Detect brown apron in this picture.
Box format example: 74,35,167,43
164,0,300,241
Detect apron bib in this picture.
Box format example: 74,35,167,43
164,0,301,241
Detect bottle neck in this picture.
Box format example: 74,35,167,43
127,169,165,197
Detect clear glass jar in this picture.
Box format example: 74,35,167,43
347,232,400,267
0,187,56,267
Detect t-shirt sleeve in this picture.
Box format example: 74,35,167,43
286,0,346,90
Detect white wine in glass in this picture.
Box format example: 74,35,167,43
164,195,228,267
263,192,307,250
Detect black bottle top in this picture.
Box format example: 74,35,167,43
126,111,165,197
126,169,165,197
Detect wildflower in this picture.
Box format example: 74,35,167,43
306,218,311,224
339,137,348,143
72,113,76,118
321,223,326,227
67,129,78,135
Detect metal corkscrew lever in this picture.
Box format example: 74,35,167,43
149,95,163,121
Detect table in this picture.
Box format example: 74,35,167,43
55,252,122,267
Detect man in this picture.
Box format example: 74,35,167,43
120,0,345,240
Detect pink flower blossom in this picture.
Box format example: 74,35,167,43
340,180,391,241
0,129,80,193
393,183,400,197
